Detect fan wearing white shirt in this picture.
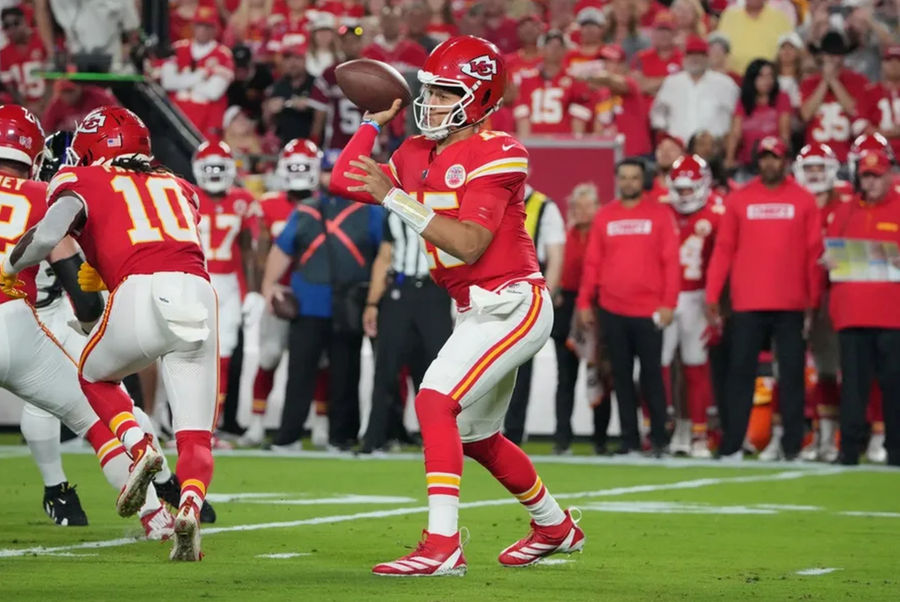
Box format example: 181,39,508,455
650,35,740,144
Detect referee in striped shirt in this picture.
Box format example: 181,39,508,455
359,212,453,453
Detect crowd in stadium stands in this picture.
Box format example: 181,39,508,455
1,0,899,464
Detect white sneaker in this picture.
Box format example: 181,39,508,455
670,419,692,456
800,433,819,462
310,414,329,449
867,433,887,463
170,502,202,561
238,417,265,447
141,506,174,541
719,450,743,463
689,438,712,459
758,438,783,461
819,418,839,462
270,440,303,453
819,440,839,463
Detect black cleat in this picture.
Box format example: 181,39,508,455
43,482,88,526
154,474,217,524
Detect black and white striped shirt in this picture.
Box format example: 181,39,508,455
383,212,430,279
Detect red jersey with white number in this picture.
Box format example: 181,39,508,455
310,64,362,150
862,82,900,161
196,187,255,275
671,198,724,292
800,70,868,162
0,177,46,305
563,48,603,79
257,191,294,286
167,40,234,138
819,180,855,231
385,131,542,306
504,50,541,83
513,71,592,134
0,35,47,103
47,166,208,290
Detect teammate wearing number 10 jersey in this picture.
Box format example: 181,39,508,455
3,106,217,562
330,35,584,577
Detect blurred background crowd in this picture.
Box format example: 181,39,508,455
1,0,899,464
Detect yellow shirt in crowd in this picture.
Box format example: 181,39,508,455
717,3,795,74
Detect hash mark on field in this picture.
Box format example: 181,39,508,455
796,568,841,576
0,469,840,559
256,553,311,559
207,493,417,505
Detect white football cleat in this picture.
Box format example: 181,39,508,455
372,530,467,577
170,501,202,561
689,437,712,459
867,433,887,464
310,414,329,449
670,419,692,456
237,417,265,447
758,429,783,461
141,506,175,541
117,435,163,518
799,433,820,462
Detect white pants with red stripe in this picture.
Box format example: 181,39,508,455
0,299,98,436
420,281,553,443
210,272,242,358
662,290,709,367
80,272,218,432
257,309,290,370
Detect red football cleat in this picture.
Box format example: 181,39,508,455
498,509,585,567
141,506,174,541
372,530,467,577
116,434,163,518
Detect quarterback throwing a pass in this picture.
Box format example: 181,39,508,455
330,36,585,577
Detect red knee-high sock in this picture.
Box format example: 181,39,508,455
816,378,840,419
85,420,127,468
415,389,462,535
216,356,231,423
683,363,712,435
463,432,565,526
661,365,673,408
175,430,213,509
78,376,143,453
252,368,275,415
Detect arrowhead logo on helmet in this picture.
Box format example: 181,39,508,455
461,55,498,81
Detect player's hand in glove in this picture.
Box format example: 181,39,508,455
77,262,106,291
701,321,724,347
0,264,27,299
242,291,266,325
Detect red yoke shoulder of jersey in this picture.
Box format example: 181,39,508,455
257,190,294,238
0,178,47,305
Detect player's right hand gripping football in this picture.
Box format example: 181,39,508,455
78,262,107,292
0,264,26,299
364,98,404,127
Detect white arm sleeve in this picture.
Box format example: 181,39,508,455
4,194,85,273
191,74,231,101
160,61,203,91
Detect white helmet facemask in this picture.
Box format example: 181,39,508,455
193,156,237,194
413,74,476,141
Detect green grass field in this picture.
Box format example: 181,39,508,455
1,444,898,601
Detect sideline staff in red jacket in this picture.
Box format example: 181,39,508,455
826,149,900,466
706,136,823,460
577,158,680,455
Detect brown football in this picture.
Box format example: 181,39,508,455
335,58,413,113
271,289,299,321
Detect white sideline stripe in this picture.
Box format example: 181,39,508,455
840,511,900,518
0,469,837,559
796,567,841,576
207,494,417,505
256,552,311,559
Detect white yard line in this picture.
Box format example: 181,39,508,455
0,468,839,559
796,568,842,576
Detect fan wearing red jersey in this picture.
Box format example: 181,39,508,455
792,143,852,462
193,141,260,422
0,6,47,116
239,138,322,447
513,31,592,136
2,107,217,562
860,45,900,161
310,25,365,152
662,155,723,459
330,36,585,577
0,105,177,537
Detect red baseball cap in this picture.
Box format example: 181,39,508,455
684,35,709,55
194,6,218,26
599,44,625,62
883,44,900,60
757,136,787,159
858,149,891,176
657,131,685,151
652,10,676,30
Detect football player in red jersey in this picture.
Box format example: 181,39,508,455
792,143,849,462
0,106,177,538
2,107,217,561
514,30,592,136
240,138,322,447
193,141,261,424
330,35,585,577
662,155,723,458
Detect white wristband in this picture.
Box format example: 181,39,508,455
382,187,435,234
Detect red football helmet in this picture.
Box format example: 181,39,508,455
414,35,506,140
667,154,711,214
848,132,894,181
276,138,322,192
193,140,236,194
67,106,152,167
0,104,46,178
793,143,839,194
